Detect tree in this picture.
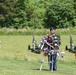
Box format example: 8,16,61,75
44,0,75,28
13,0,27,29
25,0,46,29
0,0,27,29
0,0,18,27
0,0,76,29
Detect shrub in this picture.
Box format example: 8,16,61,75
0,27,76,35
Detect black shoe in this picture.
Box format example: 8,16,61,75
53,69,57,71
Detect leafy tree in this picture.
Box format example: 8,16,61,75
44,0,75,28
25,0,45,29
0,0,18,27
73,0,76,26
13,0,27,29
0,0,26,29
0,0,76,29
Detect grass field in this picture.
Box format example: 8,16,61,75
0,35,76,75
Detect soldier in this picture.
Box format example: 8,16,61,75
44,27,61,71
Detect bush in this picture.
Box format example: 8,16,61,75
0,27,76,35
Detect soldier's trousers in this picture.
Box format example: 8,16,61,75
48,54,57,71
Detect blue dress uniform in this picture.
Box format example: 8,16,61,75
47,33,61,71
48,51,57,71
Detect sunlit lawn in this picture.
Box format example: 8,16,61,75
0,35,76,75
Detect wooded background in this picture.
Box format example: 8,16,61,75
0,0,76,29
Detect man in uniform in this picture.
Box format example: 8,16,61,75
44,27,61,71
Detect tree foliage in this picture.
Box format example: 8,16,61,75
45,0,75,28
0,0,76,29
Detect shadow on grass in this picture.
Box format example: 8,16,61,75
32,68,49,71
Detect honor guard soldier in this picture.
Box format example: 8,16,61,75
42,27,61,71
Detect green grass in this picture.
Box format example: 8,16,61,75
0,35,76,75
0,58,76,75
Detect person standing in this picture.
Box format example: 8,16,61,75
44,27,61,71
